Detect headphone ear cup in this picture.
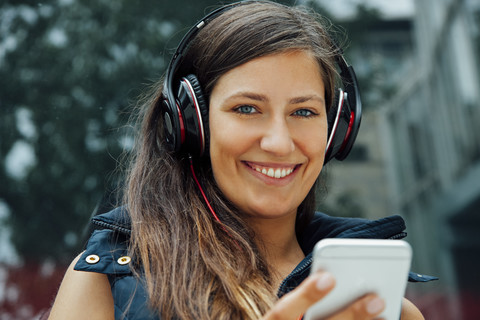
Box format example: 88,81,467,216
159,93,183,153
325,89,358,164
178,74,209,156
327,92,340,137
324,89,344,164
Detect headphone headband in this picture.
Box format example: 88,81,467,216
163,2,243,103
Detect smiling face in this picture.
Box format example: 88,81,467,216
209,50,328,222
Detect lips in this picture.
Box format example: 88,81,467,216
245,162,297,179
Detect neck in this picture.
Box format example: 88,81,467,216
246,214,305,286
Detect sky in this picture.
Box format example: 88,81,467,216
315,0,415,20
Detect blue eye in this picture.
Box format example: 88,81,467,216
294,109,315,117
235,105,256,114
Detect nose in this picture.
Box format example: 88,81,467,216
260,117,295,156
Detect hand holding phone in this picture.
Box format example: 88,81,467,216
303,238,412,320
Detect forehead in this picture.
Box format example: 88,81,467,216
211,50,325,98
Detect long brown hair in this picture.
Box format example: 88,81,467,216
125,1,339,319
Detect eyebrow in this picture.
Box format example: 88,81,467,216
289,95,325,105
229,91,267,102
227,91,325,105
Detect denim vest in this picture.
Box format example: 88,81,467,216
74,207,436,319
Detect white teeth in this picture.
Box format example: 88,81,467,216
251,165,295,179
267,168,274,177
274,169,281,178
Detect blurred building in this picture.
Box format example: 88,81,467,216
377,0,480,318
317,0,480,318
322,16,416,220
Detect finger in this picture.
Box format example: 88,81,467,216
327,293,385,320
262,271,335,320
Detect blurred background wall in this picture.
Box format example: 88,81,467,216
318,0,480,318
379,0,480,318
0,0,479,319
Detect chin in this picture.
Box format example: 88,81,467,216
242,204,298,221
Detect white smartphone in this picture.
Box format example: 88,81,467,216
303,238,412,320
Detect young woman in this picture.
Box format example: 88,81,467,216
48,1,433,319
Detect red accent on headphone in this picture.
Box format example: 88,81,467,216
338,111,355,154
176,103,186,144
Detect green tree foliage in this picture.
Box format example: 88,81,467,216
0,0,292,264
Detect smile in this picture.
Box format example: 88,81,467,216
245,162,297,179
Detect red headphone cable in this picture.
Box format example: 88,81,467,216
188,156,223,225
188,155,242,249
188,157,244,250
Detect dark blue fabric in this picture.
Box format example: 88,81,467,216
76,230,131,275
299,213,407,254
75,208,157,319
74,207,437,319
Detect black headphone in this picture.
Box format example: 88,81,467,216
159,1,362,164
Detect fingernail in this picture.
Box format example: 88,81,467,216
366,297,385,314
316,273,334,290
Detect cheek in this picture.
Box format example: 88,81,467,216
208,110,256,159
209,129,247,205
208,116,245,179
296,122,328,160
209,116,234,160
